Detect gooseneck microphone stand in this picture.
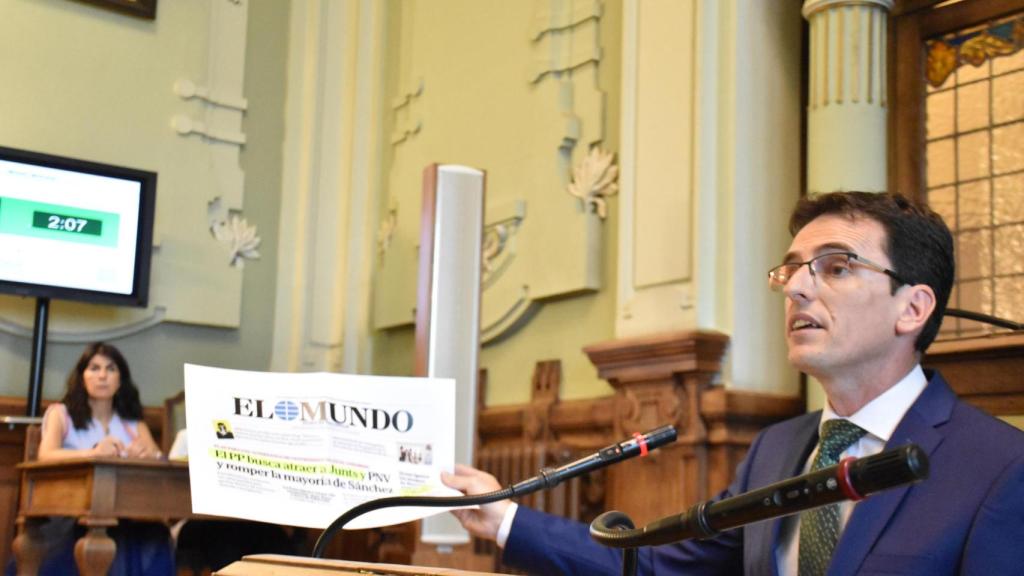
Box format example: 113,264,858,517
944,308,1022,331
312,425,678,558
590,444,930,576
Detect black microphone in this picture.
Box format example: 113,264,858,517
591,444,928,548
313,425,677,558
509,425,677,496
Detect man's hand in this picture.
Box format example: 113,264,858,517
441,464,510,543
92,435,125,458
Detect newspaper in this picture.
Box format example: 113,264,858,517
184,364,466,529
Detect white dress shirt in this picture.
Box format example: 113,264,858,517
496,365,929,575
776,365,928,575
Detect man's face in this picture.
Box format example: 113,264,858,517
782,214,905,379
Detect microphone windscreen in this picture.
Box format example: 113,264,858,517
849,444,929,496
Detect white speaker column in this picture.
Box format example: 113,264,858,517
415,164,485,546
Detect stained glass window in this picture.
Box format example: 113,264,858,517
925,14,1024,337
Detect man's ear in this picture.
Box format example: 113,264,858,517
895,284,937,337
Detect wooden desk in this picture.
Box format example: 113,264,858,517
217,554,505,575
13,457,191,576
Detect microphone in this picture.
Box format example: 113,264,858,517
509,425,677,495
313,425,677,557
591,444,929,548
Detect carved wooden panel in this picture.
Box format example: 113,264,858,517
411,332,805,569
924,332,1024,415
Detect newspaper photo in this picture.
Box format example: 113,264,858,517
184,364,466,529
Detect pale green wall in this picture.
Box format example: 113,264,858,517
481,0,622,405
0,0,290,407
370,0,622,405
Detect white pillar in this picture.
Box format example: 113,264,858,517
272,0,385,373
618,0,803,395
803,0,893,410
803,0,893,194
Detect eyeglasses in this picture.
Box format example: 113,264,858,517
767,251,909,292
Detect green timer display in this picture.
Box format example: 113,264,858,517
32,211,103,236
0,196,119,247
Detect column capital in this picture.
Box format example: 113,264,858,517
583,330,729,386
802,0,893,19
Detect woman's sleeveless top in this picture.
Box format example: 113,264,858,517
43,403,138,449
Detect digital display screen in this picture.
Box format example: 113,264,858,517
0,148,154,305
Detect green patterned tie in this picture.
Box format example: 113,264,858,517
798,419,868,576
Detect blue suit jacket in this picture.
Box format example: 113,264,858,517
504,371,1024,575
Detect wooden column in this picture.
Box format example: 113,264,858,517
584,331,728,525
585,330,803,525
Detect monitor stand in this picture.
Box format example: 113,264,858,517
26,297,49,417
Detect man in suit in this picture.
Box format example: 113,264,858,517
443,191,1024,575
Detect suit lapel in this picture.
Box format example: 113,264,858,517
769,416,819,541
749,413,820,576
827,372,956,576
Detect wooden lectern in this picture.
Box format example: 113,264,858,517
216,554,507,575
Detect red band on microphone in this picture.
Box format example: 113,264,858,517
837,457,865,501
633,432,649,457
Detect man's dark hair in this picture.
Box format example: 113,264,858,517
789,191,955,352
63,341,144,429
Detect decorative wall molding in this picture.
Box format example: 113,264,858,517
197,0,249,212
480,200,530,345
529,0,604,83
567,146,618,219
529,41,602,84
0,307,167,343
481,224,511,275
170,115,247,146
208,197,260,267
211,214,261,267
529,0,602,39
391,77,424,109
481,200,525,283
376,198,398,261
480,285,540,346
373,0,606,344
173,78,249,111
475,0,609,343
390,78,424,146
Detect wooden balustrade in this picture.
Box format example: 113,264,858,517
924,333,1024,416
410,330,805,571
3,331,1019,571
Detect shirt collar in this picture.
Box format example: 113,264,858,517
820,364,928,443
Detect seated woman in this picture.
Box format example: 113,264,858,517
15,342,175,576
39,342,161,461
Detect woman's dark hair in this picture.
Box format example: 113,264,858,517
63,342,144,430
789,192,955,353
